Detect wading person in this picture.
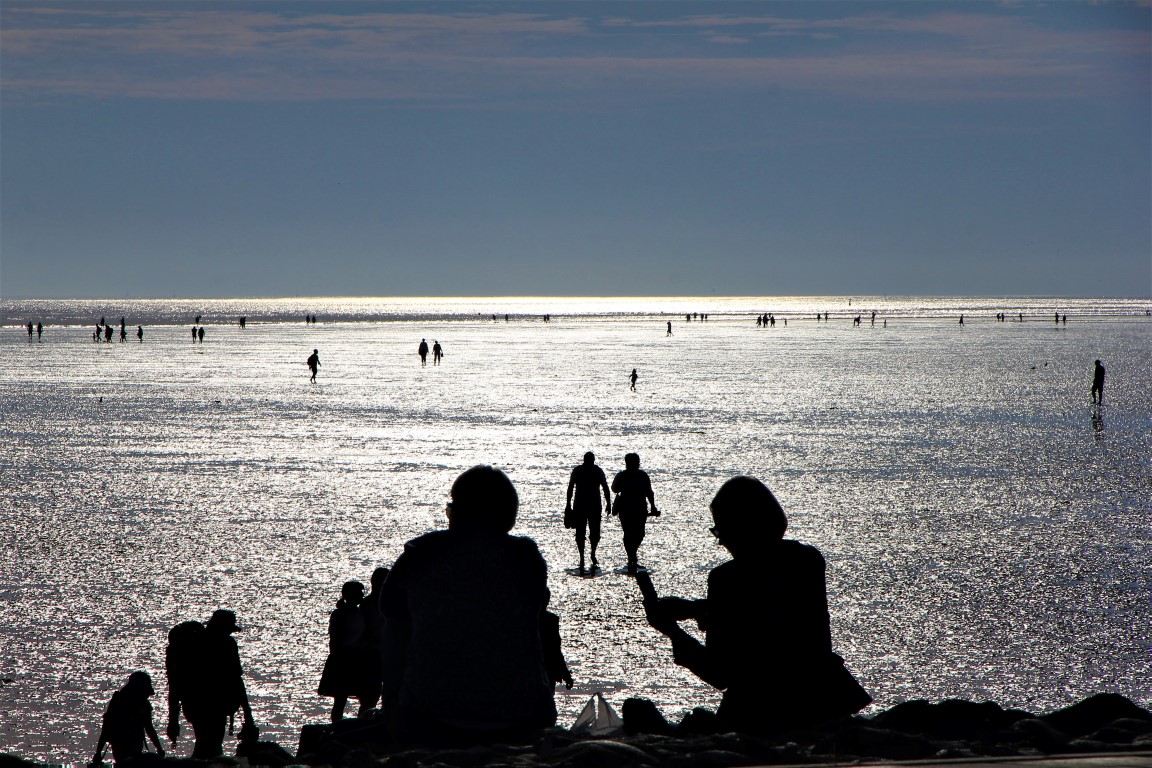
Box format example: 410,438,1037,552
418,339,429,367
611,453,658,574
307,349,321,383
379,466,557,746
644,476,871,734
565,452,612,574
1091,359,1106,404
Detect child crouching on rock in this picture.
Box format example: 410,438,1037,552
92,671,165,765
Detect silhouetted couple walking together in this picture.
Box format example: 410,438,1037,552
566,452,658,575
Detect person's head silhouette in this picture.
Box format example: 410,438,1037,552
207,609,243,634
709,476,787,554
125,670,155,697
341,581,364,605
624,452,640,470
583,451,595,465
448,465,518,533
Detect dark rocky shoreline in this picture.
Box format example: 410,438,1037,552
3,694,1150,768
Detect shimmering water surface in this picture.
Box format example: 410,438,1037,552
1,296,1149,761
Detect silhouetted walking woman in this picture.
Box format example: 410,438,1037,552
611,453,658,573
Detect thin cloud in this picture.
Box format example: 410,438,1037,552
1,5,1145,104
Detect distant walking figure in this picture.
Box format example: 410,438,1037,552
644,476,872,734
432,341,443,365
959,314,964,326
307,349,321,383
565,452,612,574
197,326,205,343
1091,359,1106,404
105,325,114,343
192,326,198,343
120,326,127,343
666,321,672,336
93,671,165,764
36,322,43,341
611,452,658,574
630,369,638,391
137,326,144,342
27,321,34,340
418,339,429,366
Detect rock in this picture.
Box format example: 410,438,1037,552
661,749,755,768
547,739,658,768
622,698,673,736
674,708,722,737
1007,717,1071,752
869,698,1015,740
813,724,937,761
1041,694,1152,737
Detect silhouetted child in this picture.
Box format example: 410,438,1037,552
318,581,368,722
93,671,165,764
611,453,658,574
379,465,557,746
645,476,871,734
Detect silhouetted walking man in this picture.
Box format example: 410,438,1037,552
666,321,672,336
307,349,321,383
644,476,871,734
611,453,658,574
418,339,429,367
1091,359,1106,404
630,369,638,391
379,466,557,746
137,326,144,342
166,610,255,758
565,452,612,574
198,326,204,343
432,341,443,365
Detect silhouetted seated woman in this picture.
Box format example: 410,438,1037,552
379,465,557,747
645,476,871,734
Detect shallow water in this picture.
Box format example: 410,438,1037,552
1,297,1149,761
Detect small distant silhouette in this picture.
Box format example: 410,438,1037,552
24,321,31,340
1091,359,1106,404
630,369,638,391
105,325,114,343
318,581,370,723
36,322,43,341
666,321,672,336
432,341,443,365
198,327,204,343
166,610,256,758
192,326,198,343
195,315,201,324
137,326,144,342
120,326,127,343
307,349,321,383
611,453,658,574
93,671,165,764
565,452,612,575
643,476,871,734
418,339,429,366
379,465,557,746
239,317,246,329
959,314,965,326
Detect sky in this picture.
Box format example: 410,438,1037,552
1,1,1149,299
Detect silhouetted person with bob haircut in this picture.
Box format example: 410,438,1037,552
93,671,165,764
1091,359,1105,404
379,465,556,747
611,452,658,573
318,580,368,722
566,451,612,574
645,476,871,734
